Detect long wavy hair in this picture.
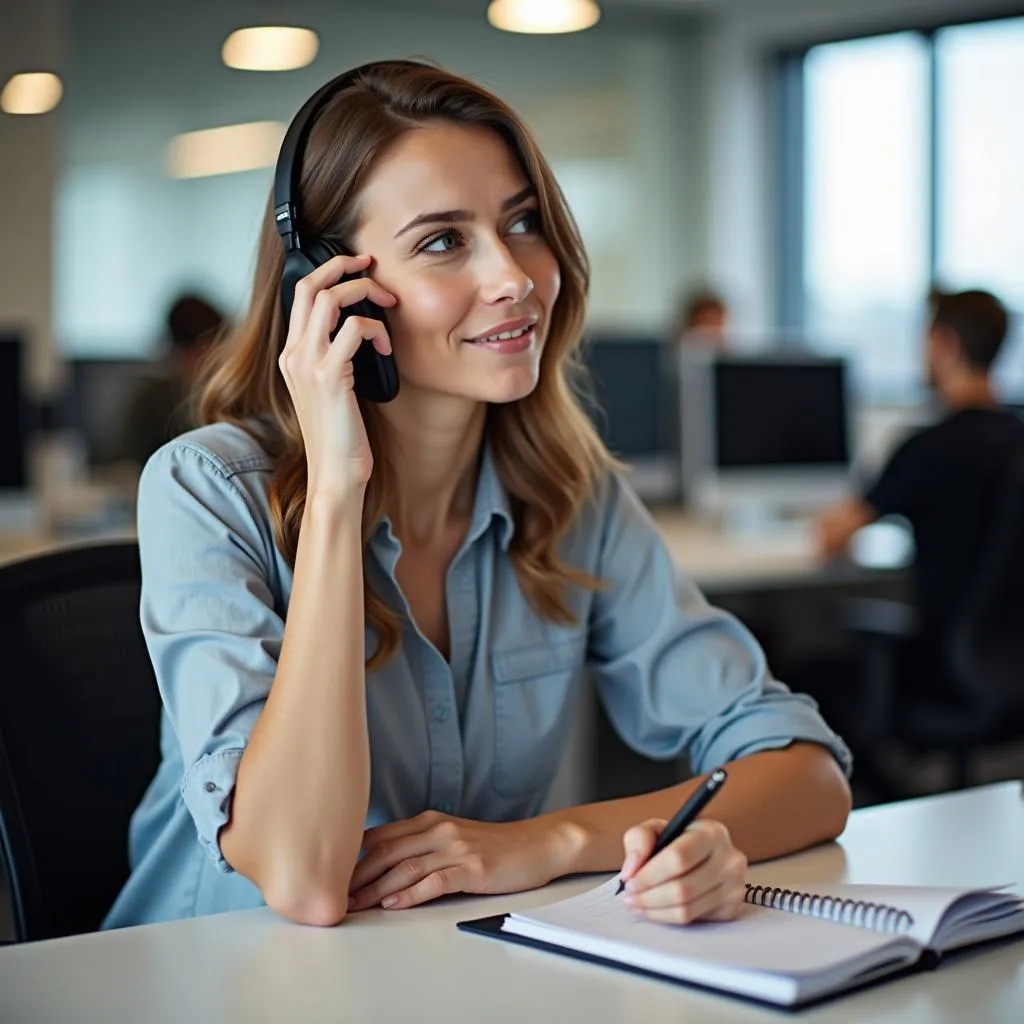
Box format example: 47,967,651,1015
196,60,615,668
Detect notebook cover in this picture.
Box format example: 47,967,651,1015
456,912,939,1012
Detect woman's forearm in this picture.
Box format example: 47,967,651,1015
220,492,370,925
543,742,852,877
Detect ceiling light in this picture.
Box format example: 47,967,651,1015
1,72,64,115
165,121,287,179
487,0,600,34
222,26,319,71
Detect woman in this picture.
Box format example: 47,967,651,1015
104,60,851,930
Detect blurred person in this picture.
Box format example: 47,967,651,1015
103,60,850,931
673,285,730,348
817,289,1024,694
112,293,227,467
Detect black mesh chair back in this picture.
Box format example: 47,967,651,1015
0,542,161,941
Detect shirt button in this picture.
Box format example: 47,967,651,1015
433,706,449,721
204,782,218,793
438,803,453,814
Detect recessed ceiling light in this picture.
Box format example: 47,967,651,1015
487,0,601,34
222,26,319,71
1,72,64,115
165,121,287,179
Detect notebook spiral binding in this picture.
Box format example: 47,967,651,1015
744,885,914,935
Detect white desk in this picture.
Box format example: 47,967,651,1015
1,783,1020,1024
651,510,910,592
654,510,824,589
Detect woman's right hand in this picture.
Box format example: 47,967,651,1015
278,253,397,502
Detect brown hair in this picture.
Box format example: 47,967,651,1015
930,288,1010,372
670,284,728,342
195,60,614,667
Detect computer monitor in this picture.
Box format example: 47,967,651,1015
580,333,680,501
63,359,154,467
0,331,39,527
679,350,852,523
0,332,30,493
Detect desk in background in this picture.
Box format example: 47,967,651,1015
650,508,909,693
1,782,1019,1024
0,506,907,592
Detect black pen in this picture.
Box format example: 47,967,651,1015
616,767,729,895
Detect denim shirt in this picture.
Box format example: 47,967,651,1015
103,421,851,928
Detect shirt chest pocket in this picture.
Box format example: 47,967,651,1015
490,637,585,798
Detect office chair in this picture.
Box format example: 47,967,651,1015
0,541,161,942
841,450,1024,798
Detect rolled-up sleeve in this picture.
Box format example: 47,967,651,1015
137,442,284,871
586,475,852,777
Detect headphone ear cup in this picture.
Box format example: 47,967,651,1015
280,250,317,325
306,238,344,267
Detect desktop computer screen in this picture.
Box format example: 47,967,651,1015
63,359,153,466
580,334,680,501
680,352,852,520
0,332,29,491
714,360,849,469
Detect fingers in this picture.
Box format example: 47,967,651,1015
287,254,363,341
626,819,722,894
627,845,746,910
638,876,747,925
620,818,664,884
285,254,396,354
349,853,467,912
350,814,479,912
625,824,748,925
349,828,440,895
286,253,370,338
301,281,395,358
362,810,446,850
325,315,392,373
382,866,469,911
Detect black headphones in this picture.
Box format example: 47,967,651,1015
274,62,417,402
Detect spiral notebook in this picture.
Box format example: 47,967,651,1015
458,877,1024,1008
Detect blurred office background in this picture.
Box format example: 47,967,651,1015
2,0,1023,842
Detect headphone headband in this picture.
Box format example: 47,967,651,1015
272,60,424,252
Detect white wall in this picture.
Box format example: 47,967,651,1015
0,0,65,392
53,0,702,358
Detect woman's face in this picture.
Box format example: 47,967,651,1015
351,123,560,405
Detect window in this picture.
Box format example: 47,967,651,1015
803,33,930,399
788,16,1024,401
935,18,1024,394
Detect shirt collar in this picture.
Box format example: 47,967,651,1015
370,439,514,553
471,440,514,552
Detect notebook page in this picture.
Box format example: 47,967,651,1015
505,878,919,995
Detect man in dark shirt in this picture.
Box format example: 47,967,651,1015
817,289,1024,694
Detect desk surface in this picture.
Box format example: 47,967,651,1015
651,510,908,591
1,782,1020,1024
0,510,903,592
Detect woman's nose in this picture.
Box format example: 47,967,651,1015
478,242,534,305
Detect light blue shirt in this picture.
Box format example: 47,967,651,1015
103,421,851,928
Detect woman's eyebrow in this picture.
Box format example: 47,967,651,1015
393,185,536,239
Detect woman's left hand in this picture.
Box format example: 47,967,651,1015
347,812,570,912
619,818,748,924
